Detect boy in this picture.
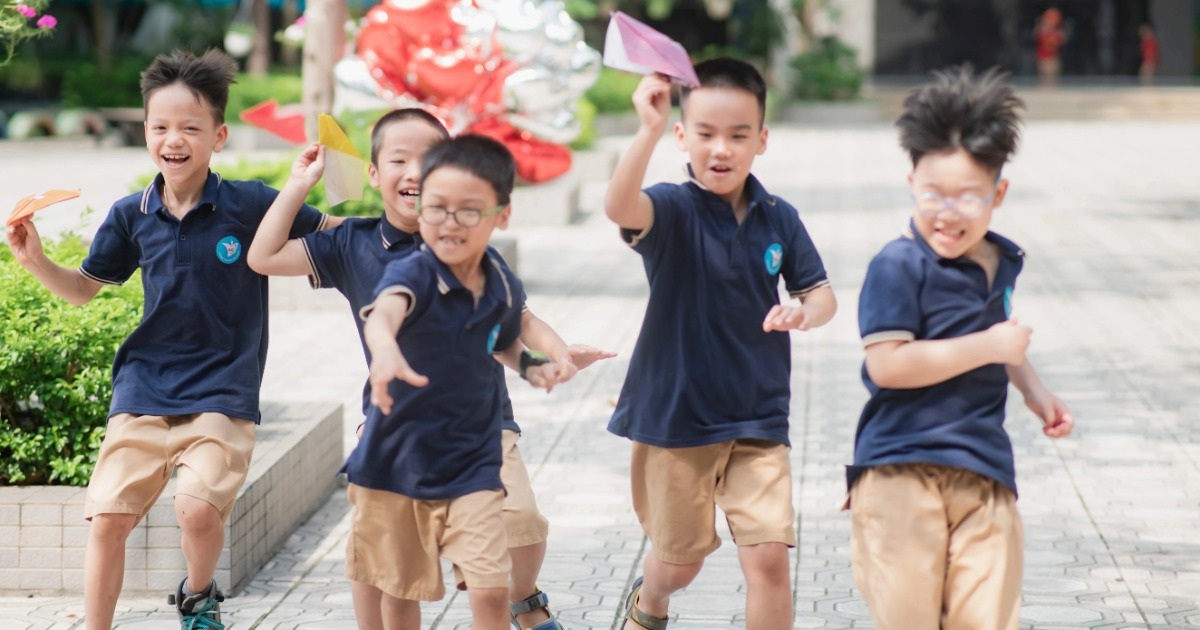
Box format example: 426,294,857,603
247,109,610,630
4,49,339,629
603,58,837,630
353,134,571,629
846,66,1074,629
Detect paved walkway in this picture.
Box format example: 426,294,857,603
3,119,1200,628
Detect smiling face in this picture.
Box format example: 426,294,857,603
368,119,447,233
418,166,510,273
675,86,767,205
144,83,227,190
909,147,1008,259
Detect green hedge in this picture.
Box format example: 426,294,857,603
0,236,143,486
227,72,304,122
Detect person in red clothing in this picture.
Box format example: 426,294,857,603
1140,23,1160,85
1034,8,1065,87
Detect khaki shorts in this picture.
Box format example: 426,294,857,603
631,439,796,564
849,463,1023,630
500,430,550,547
85,412,255,521
345,484,510,601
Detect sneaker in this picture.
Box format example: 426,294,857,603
168,578,225,629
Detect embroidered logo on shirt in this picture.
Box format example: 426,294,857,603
487,324,500,354
764,243,783,275
216,236,242,264
1004,286,1014,317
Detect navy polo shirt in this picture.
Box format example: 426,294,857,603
80,172,326,423
608,173,829,448
301,217,523,431
343,246,524,499
849,223,1025,494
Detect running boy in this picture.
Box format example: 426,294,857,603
247,109,610,630
603,58,837,630
4,49,338,629
846,66,1074,629
352,134,572,630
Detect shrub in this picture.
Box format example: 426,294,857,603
61,56,151,109
569,97,597,150
584,67,640,114
0,235,144,486
227,71,304,122
788,35,863,101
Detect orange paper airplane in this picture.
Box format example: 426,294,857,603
7,189,81,227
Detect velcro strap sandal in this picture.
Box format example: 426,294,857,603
510,588,565,630
624,576,669,630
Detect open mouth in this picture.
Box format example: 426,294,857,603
162,154,189,167
398,188,418,205
710,165,733,175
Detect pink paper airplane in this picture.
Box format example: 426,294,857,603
602,11,699,88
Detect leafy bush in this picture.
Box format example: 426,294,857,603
584,67,640,114
0,235,144,486
61,56,151,109
569,97,597,150
788,35,863,101
227,72,304,122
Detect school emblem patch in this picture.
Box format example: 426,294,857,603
764,243,783,275
487,324,500,354
216,236,242,264
1004,286,1014,317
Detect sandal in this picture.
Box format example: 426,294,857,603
510,588,565,630
623,576,669,630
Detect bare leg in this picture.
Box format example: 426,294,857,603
509,541,550,628
174,494,224,593
622,555,703,628
84,513,139,630
350,580,385,630
468,586,510,630
380,592,420,630
738,543,792,630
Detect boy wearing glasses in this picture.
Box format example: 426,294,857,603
249,113,603,629
351,134,573,629
845,67,1075,629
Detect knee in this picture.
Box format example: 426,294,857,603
741,544,790,587
175,498,221,537
469,586,509,610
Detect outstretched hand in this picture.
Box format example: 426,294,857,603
567,344,617,371
368,347,428,415
762,304,810,332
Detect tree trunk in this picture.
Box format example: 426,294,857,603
90,0,110,74
248,0,271,76
301,0,346,141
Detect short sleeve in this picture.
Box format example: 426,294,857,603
780,208,829,297
80,205,138,286
256,183,327,238
858,246,923,346
300,228,345,290
492,274,525,353
620,183,683,257
360,251,432,322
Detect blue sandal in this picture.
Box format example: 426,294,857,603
623,576,669,630
510,588,565,630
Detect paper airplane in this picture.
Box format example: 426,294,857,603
318,114,365,206
602,11,699,88
7,189,81,227
240,99,307,145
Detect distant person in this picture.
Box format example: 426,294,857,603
1140,23,1160,85
1034,8,1066,86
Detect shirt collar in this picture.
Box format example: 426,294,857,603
420,244,513,308
683,164,777,209
140,171,222,215
904,219,1025,263
379,215,418,250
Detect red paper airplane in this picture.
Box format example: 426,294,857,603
240,99,307,145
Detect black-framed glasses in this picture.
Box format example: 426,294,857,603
416,197,505,228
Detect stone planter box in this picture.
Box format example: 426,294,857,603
0,400,343,596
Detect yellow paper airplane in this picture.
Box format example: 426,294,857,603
318,114,365,206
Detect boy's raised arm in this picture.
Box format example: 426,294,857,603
6,220,102,306
363,292,427,414
865,319,1032,390
604,75,672,231
248,143,327,276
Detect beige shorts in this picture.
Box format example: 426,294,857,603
85,412,255,521
849,463,1023,630
631,439,796,564
345,484,510,601
500,429,550,547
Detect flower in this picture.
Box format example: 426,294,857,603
15,4,37,18
36,14,56,28
294,15,307,27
